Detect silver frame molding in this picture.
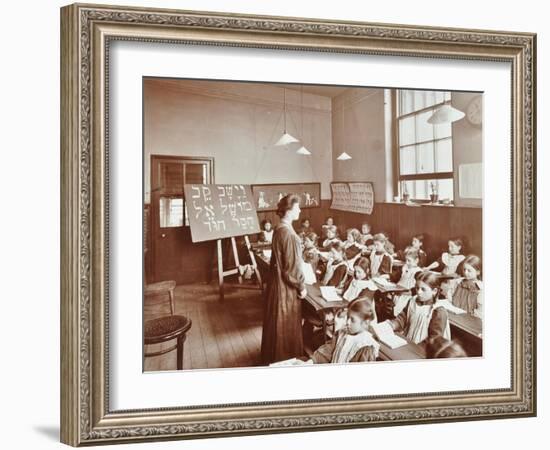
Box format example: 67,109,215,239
60,3,536,446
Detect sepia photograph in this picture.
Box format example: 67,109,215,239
142,78,483,371
58,2,536,445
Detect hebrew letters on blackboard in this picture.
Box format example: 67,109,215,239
184,184,261,242
330,182,374,215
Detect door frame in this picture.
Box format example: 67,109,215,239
149,154,215,283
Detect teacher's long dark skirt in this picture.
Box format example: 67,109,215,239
261,275,304,364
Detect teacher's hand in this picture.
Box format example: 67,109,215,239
298,288,307,299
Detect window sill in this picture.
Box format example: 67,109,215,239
379,201,481,209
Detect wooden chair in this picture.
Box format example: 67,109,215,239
144,315,192,370
144,280,176,315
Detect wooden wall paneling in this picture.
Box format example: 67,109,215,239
406,205,451,263
179,201,481,283
449,206,483,259
317,203,481,266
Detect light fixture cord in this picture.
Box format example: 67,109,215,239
254,102,284,182
283,88,286,132
301,86,304,138
301,86,317,180
343,100,346,154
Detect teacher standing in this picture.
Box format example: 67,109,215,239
261,194,307,364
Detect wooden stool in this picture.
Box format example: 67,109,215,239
145,280,176,315
144,315,192,370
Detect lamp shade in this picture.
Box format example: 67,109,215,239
427,104,465,124
274,132,299,146
336,152,352,161
296,146,311,155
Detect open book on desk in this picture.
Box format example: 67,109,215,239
320,286,343,302
371,321,408,349
372,277,409,292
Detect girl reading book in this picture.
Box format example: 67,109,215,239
385,271,451,344
341,257,377,302
307,298,379,364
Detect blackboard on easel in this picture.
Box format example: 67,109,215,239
184,184,261,242
183,184,263,301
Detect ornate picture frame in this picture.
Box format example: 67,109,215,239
60,3,536,446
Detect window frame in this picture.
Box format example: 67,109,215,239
151,154,215,227
392,89,455,203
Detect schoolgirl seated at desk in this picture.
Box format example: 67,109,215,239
369,233,393,279
307,298,379,364
321,216,338,239
382,271,450,345
379,231,397,257
258,219,274,243
451,254,483,319
321,241,347,288
396,234,428,268
359,222,374,247
302,232,320,275
341,257,377,302
302,231,319,250
338,257,379,326
343,228,366,266
321,228,340,249
298,218,314,240
425,237,466,276
392,250,423,316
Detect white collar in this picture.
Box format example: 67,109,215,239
341,330,380,357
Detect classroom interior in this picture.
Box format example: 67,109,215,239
142,78,483,371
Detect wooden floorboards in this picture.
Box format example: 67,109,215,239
144,282,264,372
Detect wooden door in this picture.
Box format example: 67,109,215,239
150,155,214,285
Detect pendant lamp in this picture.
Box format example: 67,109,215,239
296,86,312,155
427,103,465,124
336,100,352,161
337,152,352,160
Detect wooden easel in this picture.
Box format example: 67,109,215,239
216,235,263,301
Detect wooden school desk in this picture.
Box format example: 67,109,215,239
252,247,272,291
372,279,410,294
304,284,347,340
371,279,409,322
304,284,425,361
372,282,483,357
448,312,483,357
250,241,272,252
377,335,426,361
305,284,347,311
257,251,427,361
254,248,270,270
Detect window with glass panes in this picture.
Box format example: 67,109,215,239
396,90,454,202
157,159,211,227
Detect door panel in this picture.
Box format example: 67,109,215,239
150,155,215,285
